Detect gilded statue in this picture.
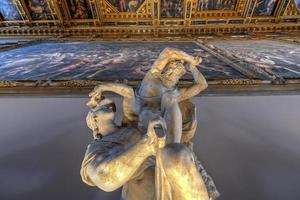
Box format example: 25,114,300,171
80,48,220,200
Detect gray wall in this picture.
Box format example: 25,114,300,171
0,95,300,200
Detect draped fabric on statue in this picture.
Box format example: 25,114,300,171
155,151,173,200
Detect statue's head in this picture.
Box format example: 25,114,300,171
86,98,116,137
160,61,186,88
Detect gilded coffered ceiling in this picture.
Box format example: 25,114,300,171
0,0,299,37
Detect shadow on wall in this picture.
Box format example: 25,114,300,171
0,96,300,200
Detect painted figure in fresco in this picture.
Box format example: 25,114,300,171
68,0,91,19
263,0,277,15
222,0,235,9
81,48,220,200
197,0,209,11
161,0,184,18
128,0,139,12
0,0,22,20
26,0,52,20
119,0,126,12
254,0,277,16
160,1,168,17
197,0,236,11
216,0,221,9
108,0,142,12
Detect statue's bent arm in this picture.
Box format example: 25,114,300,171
178,65,208,102
81,135,153,192
145,48,199,80
81,119,163,192
90,83,137,122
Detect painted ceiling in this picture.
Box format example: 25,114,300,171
0,0,299,36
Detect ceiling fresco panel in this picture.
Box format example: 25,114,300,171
107,0,145,12
253,0,279,16
0,0,22,20
24,0,53,20
197,0,237,11
160,0,184,18
0,41,246,81
209,40,300,79
66,0,93,19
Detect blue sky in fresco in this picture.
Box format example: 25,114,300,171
0,0,22,20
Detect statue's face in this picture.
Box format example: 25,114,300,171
86,99,117,136
94,105,115,128
161,62,186,88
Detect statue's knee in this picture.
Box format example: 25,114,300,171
159,143,193,169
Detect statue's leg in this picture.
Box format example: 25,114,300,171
157,143,209,200
123,166,156,200
161,92,182,144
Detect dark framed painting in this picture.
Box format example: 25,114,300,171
24,0,53,20
66,0,93,19
253,0,278,16
197,0,237,11
295,0,300,9
0,38,32,48
209,39,300,79
0,0,22,20
107,0,145,12
160,0,184,18
0,41,246,81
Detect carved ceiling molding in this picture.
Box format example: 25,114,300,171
0,22,299,37
101,0,119,15
284,0,300,16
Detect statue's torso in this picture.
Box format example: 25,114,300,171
137,78,177,112
139,78,168,98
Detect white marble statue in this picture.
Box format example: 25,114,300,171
81,48,220,200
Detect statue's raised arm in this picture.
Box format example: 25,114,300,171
177,59,208,102
144,47,201,80
139,47,206,99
